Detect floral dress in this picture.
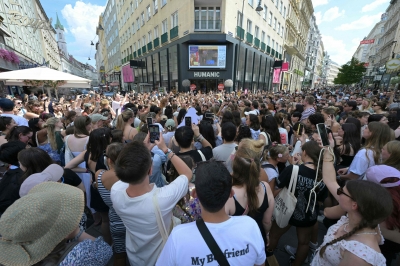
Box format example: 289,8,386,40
60,237,112,266
311,216,386,266
173,186,202,223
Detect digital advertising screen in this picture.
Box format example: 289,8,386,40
189,45,226,69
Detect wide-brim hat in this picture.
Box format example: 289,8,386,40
0,182,84,266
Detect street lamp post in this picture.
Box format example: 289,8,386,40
235,1,263,91
267,65,274,91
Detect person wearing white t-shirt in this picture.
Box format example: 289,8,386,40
111,133,192,266
111,94,127,116
156,160,266,266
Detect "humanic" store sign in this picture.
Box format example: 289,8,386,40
193,72,220,78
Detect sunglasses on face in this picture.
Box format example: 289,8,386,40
337,187,354,201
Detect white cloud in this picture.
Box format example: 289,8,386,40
321,35,359,65
312,0,329,8
315,11,322,25
335,13,382,31
61,1,104,59
361,0,389,12
321,7,345,22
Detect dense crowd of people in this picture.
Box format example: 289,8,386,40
0,86,399,265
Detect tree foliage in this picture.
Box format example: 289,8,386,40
333,57,366,85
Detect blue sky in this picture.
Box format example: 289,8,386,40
40,0,106,67
40,0,390,68
312,0,389,65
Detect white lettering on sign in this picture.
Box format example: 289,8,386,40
7,11,53,33
193,72,220,78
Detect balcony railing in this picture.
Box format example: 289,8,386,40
271,49,275,57
138,49,142,56
170,26,178,39
266,45,271,54
254,38,260,48
154,37,160,48
161,32,168,44
142,45,146,54
129,54,133,60
133,51,137,58
246,32,253,44
147,42,153,51
261,42,266,51
275,51,279,58
236,26,245,40
194,20,221,31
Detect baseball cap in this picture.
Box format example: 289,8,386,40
90,113,108,123
244,110,258,116
19,164,64,197
366,165,400,188
165,119,175,129
0,98,14,111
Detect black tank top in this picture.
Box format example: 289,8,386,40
232,182,269,241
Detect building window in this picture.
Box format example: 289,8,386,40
171,11,178,28
237,11,243,27
248,0,253,6
136,18,140,30
281,26,284,38
147,5,151,20
154,26,159,38
195,7,220,30
153,0,158,14
272,39,275,49
135,0,138,8
142,36,146,46
261,31,265,42
277,22,280,34
273,17,277,31
162,19,168,34
275,0,278,8
263,5,267,20
268,12,272,25
141,12,145,26
132,22,135,34
255,26,259,38
247,19,252,34
148,31,152,42
280,1,283,13
283,7,286,18
161,0,167,7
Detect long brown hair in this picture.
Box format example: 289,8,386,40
383,140,400,171
319,180,393,257
73,116,91,138
116,109,134,130
232,140,262,216
364,122,394,165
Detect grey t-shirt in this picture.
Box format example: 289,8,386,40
212,143,237,163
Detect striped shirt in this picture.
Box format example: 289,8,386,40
301,107,315,121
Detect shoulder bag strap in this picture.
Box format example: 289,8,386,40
288,165,299,196
152,188,168,245
196,219,229,266
197,150,206,161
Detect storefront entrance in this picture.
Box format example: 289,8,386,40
190,79,224,93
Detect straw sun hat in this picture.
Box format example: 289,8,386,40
0,182,84,266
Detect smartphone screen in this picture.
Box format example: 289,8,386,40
147,117,153,125
149,125,160,143
185,117,192,127
317,123,330,146
205,113,213,119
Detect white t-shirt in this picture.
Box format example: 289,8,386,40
112,100,122,115
156,216,266,266
348,149,375,179
261,162,279,182
1,114,28,126
278,127,288,145
212,143,237,163
111,175,189,266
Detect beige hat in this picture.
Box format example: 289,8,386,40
19,164,64,197
0,182,84,266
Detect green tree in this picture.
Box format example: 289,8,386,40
333,57,366,85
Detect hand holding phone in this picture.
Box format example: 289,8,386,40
185,117,192,127
317,123,330,146
149,125,160,143
147,117,153,125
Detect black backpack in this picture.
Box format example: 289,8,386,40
0,168,24,214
